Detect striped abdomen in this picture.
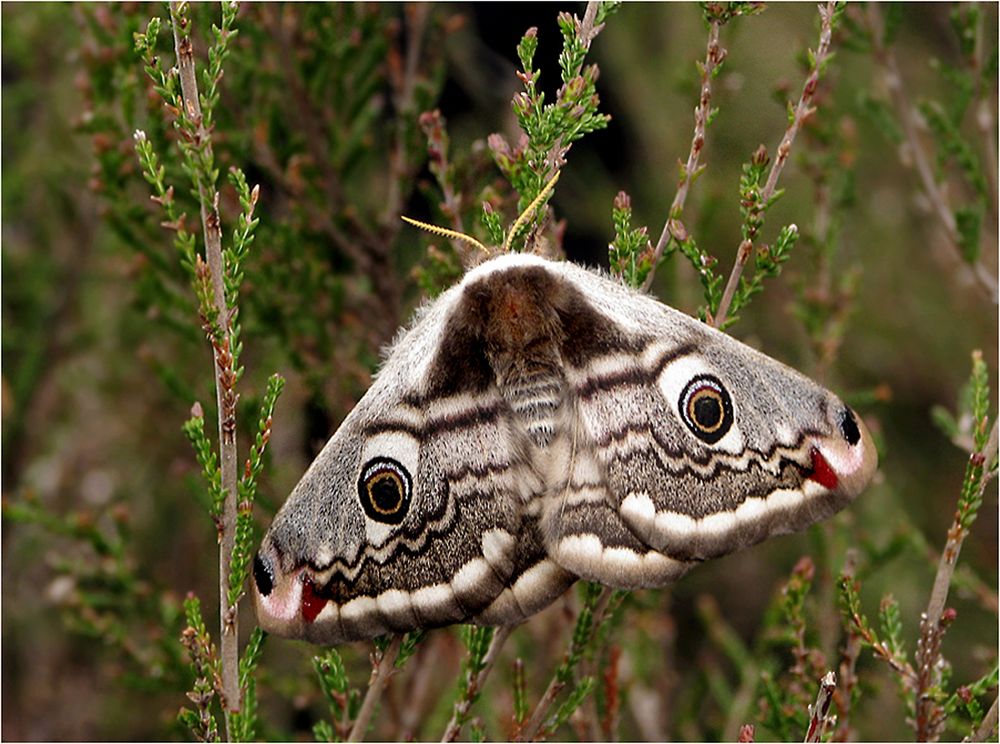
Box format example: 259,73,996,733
500,372,564,448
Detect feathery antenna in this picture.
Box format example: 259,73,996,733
503,171,561,253
401,170,561,256
399,216,489,255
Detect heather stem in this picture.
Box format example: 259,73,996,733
643,17,723,292
925,418,998,632
169,1,240,732
804,671,837,743
867,4,998,302
441,624,514,742
348,636,403,743
712,1,838,329
969,695,999,743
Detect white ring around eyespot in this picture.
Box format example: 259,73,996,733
360,431,420,547
657,357,745,454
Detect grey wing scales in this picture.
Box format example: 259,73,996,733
546,264,874,581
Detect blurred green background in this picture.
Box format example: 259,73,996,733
2,3,996,741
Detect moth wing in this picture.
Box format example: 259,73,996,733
538,262,876,587
254,285,571,645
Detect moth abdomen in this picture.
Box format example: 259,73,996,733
500,373,564,448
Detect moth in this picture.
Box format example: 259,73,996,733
253,252,877,645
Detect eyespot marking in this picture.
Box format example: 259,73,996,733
358,457,412,524
678,375,733,444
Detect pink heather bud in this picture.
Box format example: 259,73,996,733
793,556,815,582
487,133,510,158
668,219,688,242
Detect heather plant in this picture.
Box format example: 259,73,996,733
2,3,996,742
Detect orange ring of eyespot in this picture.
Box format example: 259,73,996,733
367,470,404,514
687,386,725,433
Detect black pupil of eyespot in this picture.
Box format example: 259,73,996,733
693,393,721,428
370,473,402,512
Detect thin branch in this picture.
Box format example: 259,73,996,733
915,417,998,740
578,0,600,45
382,3,430,233
515,587,615,742
348,635,404,743
967,695,999,743
712,239,754,330
169,2,240,732
516,661,570,741
804,671,838,743
867,4,998,303
712,1,838,329
970,5,998,209
924,418,998,632
835,617,862,741
441,625,514,742
643,17,724,292
398,637,442,741
542,1,607,181
835,551,862,742
262,5,373,273
417,109,484,264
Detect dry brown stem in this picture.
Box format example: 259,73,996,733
804,671,838,743
262,5,369,271
866,4,998,303
348,635,404,743
515,586,614,742
712,238,753,330
397,637,442,740
169,2,240,732
916,418,999,740
712,1,838,329
834,551,863,742
925,418,999,632
515,660,566,741
967,695,999,743
643,17,724,292
441,625,514,742
383,3,430,231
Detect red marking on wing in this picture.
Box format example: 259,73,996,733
807,447,839,490
301,577,327,624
